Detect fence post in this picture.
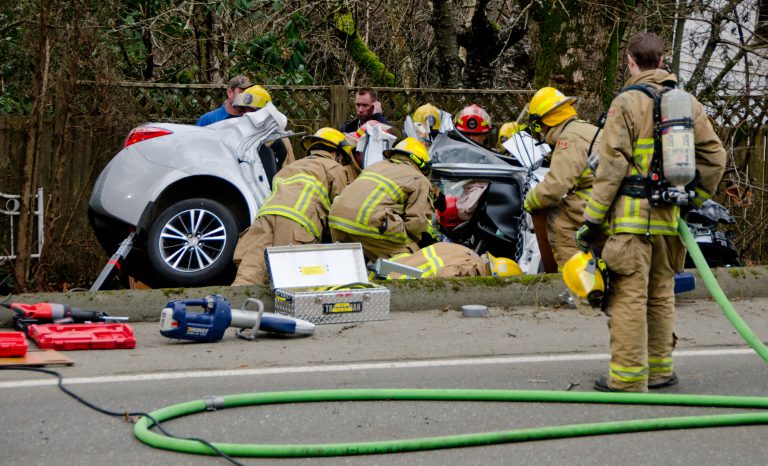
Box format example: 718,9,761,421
329,85,349,129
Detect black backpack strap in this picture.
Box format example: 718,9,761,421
618,83,664,176
587,112,607,158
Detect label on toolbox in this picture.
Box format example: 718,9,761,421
266,243,369,289
322,301,363,314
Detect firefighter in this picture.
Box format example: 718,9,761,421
454,104,492,146
232,127,355,286
385,242,522,279
522,87,603,268
496,122,527,151
576,32,726,392
329,137,434,262
231,85,295,170
411,103,442,147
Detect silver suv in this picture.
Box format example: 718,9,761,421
89,104,291,287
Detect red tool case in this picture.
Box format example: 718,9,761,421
0,332,28,357
27,323,136,350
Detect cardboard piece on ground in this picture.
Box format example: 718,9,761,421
128,276,151,290
0,349,74,367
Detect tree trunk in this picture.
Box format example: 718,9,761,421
432,0,461,88
530,0,632,120
141,0,154,80
15,0,50,292
194,3,214,82
210,7,223,84
671,0,689,76
332,3,395,86
458,0,506,88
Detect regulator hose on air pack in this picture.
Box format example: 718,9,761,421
134,218,768,458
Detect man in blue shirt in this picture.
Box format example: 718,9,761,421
196,75,253,126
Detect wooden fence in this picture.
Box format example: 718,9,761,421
0,83,767,290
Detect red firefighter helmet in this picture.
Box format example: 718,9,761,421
437,195,461,229
454,104,492,134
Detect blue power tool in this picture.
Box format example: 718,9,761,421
159,295,314,342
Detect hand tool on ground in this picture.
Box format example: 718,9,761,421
2,302,129,333
159,295,315,342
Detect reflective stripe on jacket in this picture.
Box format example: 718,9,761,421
584,69,726,235
257,150,351,237
524,118,600,225
329,155,433,243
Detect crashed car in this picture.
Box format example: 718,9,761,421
88,104,291,287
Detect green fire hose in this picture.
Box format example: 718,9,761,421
134,219,768,458
677,218,768,363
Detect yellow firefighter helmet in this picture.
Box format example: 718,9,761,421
486,252,523,277
528,87,577,130
232,85,272,110
383,137,431,174
413,104,441,130
302,127,353,157
497,122,527,149
563,250,608,308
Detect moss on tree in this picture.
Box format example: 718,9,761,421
333,10,394,86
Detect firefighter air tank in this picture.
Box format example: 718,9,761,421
660,88,696,188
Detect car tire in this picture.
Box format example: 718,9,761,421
146,198,239,287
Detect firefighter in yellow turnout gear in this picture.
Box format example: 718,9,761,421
577,33,726,392
232,128,356,286
523,87,603,268
385,242,522,279
329,138,434,262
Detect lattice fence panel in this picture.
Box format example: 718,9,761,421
372,88,533,128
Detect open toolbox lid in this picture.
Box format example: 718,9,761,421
266,243,369,290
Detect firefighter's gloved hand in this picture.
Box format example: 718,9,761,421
679,203,693,220
418,231,439,248
576,222,602,252
523,198,535,214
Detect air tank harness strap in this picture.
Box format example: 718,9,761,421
618,175,649,198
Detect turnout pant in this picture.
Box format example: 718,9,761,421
232,215,318,286
546,205,582,269
600,233,685,392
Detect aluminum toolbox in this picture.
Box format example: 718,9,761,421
266,243,390,324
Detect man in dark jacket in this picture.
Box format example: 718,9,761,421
339,87,391,132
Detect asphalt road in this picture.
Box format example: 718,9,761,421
1,297,766,466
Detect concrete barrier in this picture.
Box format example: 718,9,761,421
2,266,768,327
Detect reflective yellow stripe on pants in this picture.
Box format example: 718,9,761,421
609,362,648,383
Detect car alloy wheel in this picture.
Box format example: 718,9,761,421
147,198,239,286
157,208,227,272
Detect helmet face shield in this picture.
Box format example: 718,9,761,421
563,251,608,308
232,85,272,110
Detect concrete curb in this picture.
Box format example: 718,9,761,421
2,266,768,327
